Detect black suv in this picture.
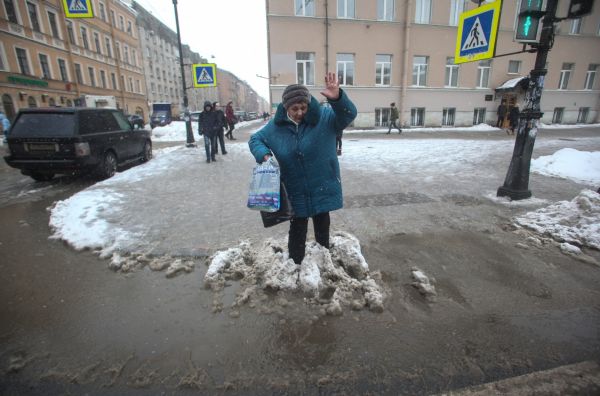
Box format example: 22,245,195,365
4,108,152,181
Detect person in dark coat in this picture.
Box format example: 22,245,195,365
249,72,357,264
198,101,220,163
387,102,401,134
497,99,508,128
213,102,227,155
508,104,520,135
225,101,236,140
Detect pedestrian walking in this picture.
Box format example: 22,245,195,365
198,101,220,163
0,111,10,143
508,104,520,135
213,102,227,155
387,102,401,134
496,99,508,128
225,101,237,140
249,72,357,264
336,131,343,156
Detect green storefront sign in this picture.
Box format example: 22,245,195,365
8,75,49,87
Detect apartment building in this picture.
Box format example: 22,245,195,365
0,0,148,119
266,0,600,128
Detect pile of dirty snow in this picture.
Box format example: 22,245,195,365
204,231,386,316
515,189,600,250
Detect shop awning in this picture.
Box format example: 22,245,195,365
495,76,529,92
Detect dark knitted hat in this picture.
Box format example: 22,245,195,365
282,84,310,109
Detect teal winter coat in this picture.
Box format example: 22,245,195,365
249,89,357,218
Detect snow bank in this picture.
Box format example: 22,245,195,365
515,189,600,250
151,119,265,142
204,231,386,316
531,148,600,186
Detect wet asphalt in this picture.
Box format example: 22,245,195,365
0,125,599,395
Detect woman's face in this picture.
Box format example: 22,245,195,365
287,102,308,123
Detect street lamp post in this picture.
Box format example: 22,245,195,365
172,0,195,147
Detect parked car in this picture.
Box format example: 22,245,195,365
234,111,248,122
4,108,152,181
128,114,145,129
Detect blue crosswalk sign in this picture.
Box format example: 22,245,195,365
62,0,94,18
192,64,217,88
455,1,502,64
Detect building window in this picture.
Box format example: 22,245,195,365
120,75,125,91
477,60,491,88
136,79,141,94
111,72,117,89
338,0,355,18
577,107,589,123
39,53,50,79
552,107,564,123
337,53,355,86
0,43,5,71
411,108,425,126
127,21,132,34
119,15,124,30
570,18,582,34
295,0,315,16
375,107,391,127
74,63,83,84
15,47,30,75
377,0,394,21
93,32,101,54
508,60,521,74
99,2,106,21
28,96,37,108
80,26,89,50
100,70,106,88
415,0,431,24
584,64,597,90
47,11,60,38
375,54,392,86
110,10,115,26
124,45,129,63
151,82,156,94
66,20,75,44
558,63,573,89
115,42,121,60
132,49,137,66
4,0,19,24
128,77,134,92
449,0,464,26
445,57,459,87
88,67,95,87
473,107,486,124
105,37,112,58
442,107,456,126
58,58,68,81
412,55,428,86
26,1,41,32
156,67,160,79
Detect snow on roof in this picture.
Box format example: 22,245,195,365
496,76,528,91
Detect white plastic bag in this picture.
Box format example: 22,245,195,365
247,158,280,212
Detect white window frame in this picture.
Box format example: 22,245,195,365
558,63,573,90
93,31,102,54
136,79,142,94
38,52,52,79
442,107,456,126
570,18,582,35
445,57,459,87
0,42,9,72
415,0,431,24
74,63,83,84
410,107,425,126
375,107,391,127
476,60,491,88
119,15,124,31
87,66,96,87
584,64,597,90
577,107,589,123
3,0,23,25
412,55,428,86
123,44,129,64
375,54,392,86
99,69,107,88
449,0,465,26
377,0,394,21
296,52,315,85
47,9,61,39
508,60,521,74
473,107,486,124
294,0,315,16
66,20,77,45
337,0,355,18
57,57,69,81
98,1,106,21
552,107,564,123
26,1,43,33
80,26,89,50
336,53,355,86
15,46,32,75
111,72,117,90
104,36,112,58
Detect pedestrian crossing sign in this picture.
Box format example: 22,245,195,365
455,0,502,64
62,0,94,18
192,64,217,88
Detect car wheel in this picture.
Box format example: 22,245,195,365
142,141,152,162
96,151,117,179
30,172,55,182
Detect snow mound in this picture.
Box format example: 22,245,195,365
204,231,386,315
515,189,600,250
531,148,600,185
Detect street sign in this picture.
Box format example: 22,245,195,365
455,0,503,64
62,0,94,18
192,63,217,88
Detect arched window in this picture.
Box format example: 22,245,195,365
48,97,56,106
27,96,37,108
2,94,16,121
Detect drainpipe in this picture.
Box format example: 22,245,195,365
399,0,412,128
325,0,329,73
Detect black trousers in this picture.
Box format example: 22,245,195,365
215,128,226,154
288,212,330,264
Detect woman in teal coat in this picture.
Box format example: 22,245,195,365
249,72,357,264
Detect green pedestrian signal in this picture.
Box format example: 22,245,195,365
515,0,546,43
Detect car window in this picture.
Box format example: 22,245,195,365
111,111,132,131
79,111,107,134
97,111,121,132
9,113,76,137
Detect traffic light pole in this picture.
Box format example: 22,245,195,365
497,0,558,200
173,0,195,147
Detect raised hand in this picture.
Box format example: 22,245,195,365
320,72,340,101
